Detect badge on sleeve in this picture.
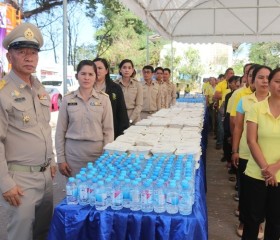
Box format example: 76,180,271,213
0,79,6,90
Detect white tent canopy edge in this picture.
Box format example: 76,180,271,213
118,0,280,43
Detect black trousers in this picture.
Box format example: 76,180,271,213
237,158,248,223
242,175,280,240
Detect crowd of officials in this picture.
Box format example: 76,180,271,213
0,23,181,240
203,64,280,240
1,22,280,240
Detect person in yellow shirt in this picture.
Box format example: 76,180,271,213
243,67,280,240
214,68,234,149
202,78,209,94
205,77,216,132
184,83,191,97
232,65,271,238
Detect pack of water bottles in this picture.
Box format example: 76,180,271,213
66,153,196,215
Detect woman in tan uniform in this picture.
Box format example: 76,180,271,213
115,59,143,124
55,60,114,177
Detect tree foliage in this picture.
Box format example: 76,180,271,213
179,47,204,85
249,42,280,68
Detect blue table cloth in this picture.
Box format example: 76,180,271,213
48,159,207,240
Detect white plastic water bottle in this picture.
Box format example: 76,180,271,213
78,176,89,206
111,180,123,210
95,181,107,210
179,180,192,215
123,179,131,208
105,178,112,207
153,179,165,213
141,180,153,212
66,177,78,205
166,180,179,214
130,180,141,211
88,178,98,207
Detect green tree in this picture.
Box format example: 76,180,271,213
249,42,280,68
179,47,204,87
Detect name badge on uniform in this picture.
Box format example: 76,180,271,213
14,97,26,102
68,102,77,106
90,101,101,106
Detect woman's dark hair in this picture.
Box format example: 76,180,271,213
251,65,272,83
119,59,134,77
268,67,280,83
76,60,97,79
93,57,111,81
228,75,241,84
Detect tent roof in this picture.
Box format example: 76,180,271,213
119,0,280,43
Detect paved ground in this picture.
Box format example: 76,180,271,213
0,112,241,240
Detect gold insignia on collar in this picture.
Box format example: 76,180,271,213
24,28,34,40
38,93,48,100
11,90,20,97
0,79,6,90
23,115,30,123
19,84,25,89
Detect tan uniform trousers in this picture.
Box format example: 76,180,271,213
0,167,53,240
65,139,104,177
140,111,155,120
127,109,141,124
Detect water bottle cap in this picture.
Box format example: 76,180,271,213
69,177,75,182
98,180,104,185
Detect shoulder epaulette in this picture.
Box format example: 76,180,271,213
0,79,7,90
64,91,73,97
99,91,109,97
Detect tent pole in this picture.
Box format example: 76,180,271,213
171,39,174,82
63,0,68,95
146,11,149,65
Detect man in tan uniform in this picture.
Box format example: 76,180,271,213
141,65,161,119
0,23,56,240
155,67,168,109
163,68,176,107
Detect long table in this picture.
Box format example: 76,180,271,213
48,100,208,240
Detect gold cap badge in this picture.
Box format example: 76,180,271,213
24,28,34,40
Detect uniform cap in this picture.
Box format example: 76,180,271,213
2,22,43,50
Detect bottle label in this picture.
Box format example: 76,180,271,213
96,193,107,203
142,190,152,204
131,191,140,202
79,187,88,200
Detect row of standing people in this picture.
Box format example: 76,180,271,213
205,63,280,240
56,59,177,178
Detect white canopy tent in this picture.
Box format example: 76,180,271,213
118,0,280,43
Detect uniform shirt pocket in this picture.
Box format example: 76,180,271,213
67,105,81,123
39,99,51,122
11,103,37,129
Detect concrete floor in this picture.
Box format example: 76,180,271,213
0,125,241,240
